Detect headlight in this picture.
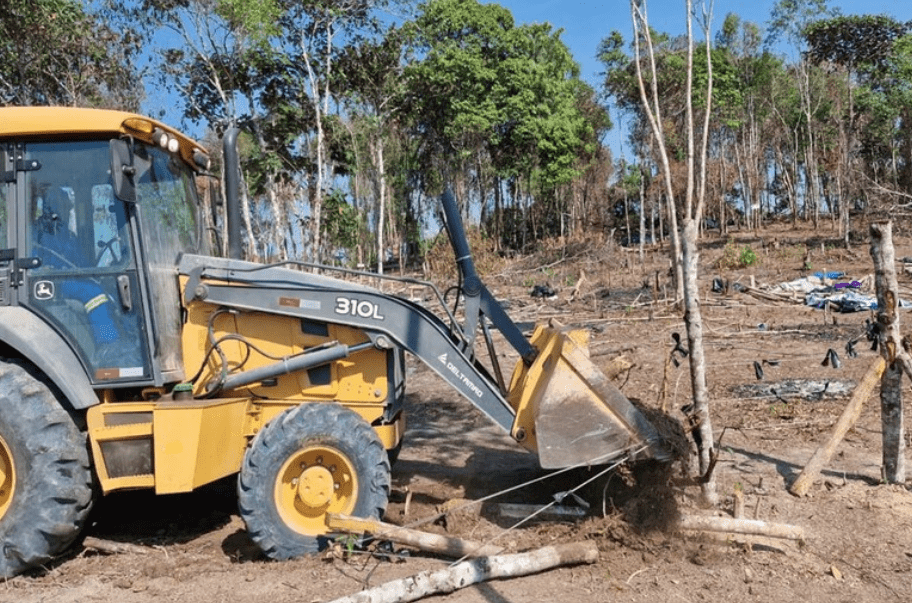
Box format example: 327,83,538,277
152,128,167,148
193,150,211,171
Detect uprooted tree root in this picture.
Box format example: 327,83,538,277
576,405,692,535
577,460,682,534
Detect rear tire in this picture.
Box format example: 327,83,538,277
238,403,390,559
0,360,95,577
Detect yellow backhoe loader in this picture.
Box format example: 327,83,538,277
0,106,667,576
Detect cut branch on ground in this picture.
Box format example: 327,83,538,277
326,542,599,603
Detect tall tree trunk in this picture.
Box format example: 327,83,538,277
687,0,716,504
631,0,716,504
631,1,683,300
682,219,715,503
301,18,336,264
624,181,631,250
638,171,646,267
303,50,325,262
719,151,727,237
375,138,386,276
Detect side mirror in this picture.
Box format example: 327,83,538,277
109,139,136,203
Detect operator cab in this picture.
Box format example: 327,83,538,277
0,108,210,388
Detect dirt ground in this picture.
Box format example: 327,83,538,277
3,222,912,603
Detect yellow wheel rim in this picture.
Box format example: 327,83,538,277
0,435,15,519
275,446,357,536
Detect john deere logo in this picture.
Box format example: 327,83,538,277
34,281,54,301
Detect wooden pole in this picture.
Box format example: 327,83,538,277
326,514,503,558
788,356,885,497
326,542,599,603
870,221,907,483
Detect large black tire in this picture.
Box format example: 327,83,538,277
237,403,391,560
0,360,95,577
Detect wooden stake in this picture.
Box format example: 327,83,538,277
871,221,908,483
326,513,503,558
733,487,744,519
326,542,599,603
789,356,886,497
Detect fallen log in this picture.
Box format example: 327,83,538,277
788,356,886,497
326,541,599,603
326,513,503,558
678,514,805,541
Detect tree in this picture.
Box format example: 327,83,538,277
806,16,912,216
404,0,594,248
276,0,390,263
715,13,777,231
766,0,841,227
120,0,285,261
336,27,410,274
629,0,717,504
128,0,400,263
0,0,142,108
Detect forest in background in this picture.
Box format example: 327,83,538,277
3,0,912,269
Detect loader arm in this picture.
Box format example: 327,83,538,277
179,255,519,436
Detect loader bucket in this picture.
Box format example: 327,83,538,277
507,325,669,469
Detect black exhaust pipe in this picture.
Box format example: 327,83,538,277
439,188,536,364
440,188,481,296
222,126,242,260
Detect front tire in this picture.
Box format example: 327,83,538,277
238,403,391,559
0,360,95,577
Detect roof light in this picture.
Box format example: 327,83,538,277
152,128,169,148
193,150,211,171
167,137,180,153
123,118,155,134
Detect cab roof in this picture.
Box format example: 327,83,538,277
0,106,208,171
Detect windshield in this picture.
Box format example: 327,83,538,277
132,141,206,379
133,142,207,263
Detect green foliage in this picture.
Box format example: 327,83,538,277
845,29,912,191
0,0,143,107
333,534,360,556
804,15,911,74
322,189,363,252
766,0,840,47
404,0,591,193
718,239,759,270
600,26,748,152
739,245,759,267
47,0,912,254
216,0,281,47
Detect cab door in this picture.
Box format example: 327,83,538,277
16,140,151,383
